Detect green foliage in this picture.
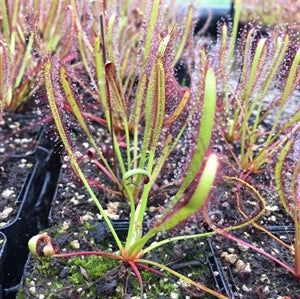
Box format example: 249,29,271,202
216,22,300,175
0,0,75,119
240,0,300,30
69,255,119,281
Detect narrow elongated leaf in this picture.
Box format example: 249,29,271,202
105,62,127,121
150,58,165,152
43,0,59,41
134,58,166,224
171,68,216,202
241,37,267,160
45,58,123,250
59,65,119,186
275,139,294,216
105,61,131,173
94,35,109,121
266,48,300,144
1,0,10,41
163,89,190,125
138,59,159,171
153,154,218,232
228,0,241,64
142,0,160,66
173,5,193,66
245,38,267,105
250,34,289,133
107,15,117,63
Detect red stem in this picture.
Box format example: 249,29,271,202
90,156,117,183
127,260,144,297
137,263,163,276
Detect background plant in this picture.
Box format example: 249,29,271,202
240,0,300,31
195,0,300,281
203,133,300,281
0,0,75,121
213,22,300,178
0,0,36,119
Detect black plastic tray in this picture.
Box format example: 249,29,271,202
0,126,61,299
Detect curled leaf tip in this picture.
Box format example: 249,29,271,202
28,233,59,257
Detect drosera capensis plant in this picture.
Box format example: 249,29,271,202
206,20,299,272
185,0,300,283
0,0,79,123
203,133,300,281
30,43,223,297
214,17,300,178
0,0,36,119
204,24,300,280
28,0,229,297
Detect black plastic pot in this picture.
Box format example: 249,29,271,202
0,232,8,297
0,126,61,299
207,238,238,298
93,220,149,243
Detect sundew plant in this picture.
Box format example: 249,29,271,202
194,0,300,180
214,21,300,178
0,0,76,120
28,0,229,297
200,0,300,281
0,0,37,119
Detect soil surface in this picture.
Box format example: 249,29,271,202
0,157,35,226
0,112,42,226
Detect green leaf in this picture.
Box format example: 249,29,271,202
59,65,119,186
15,33,34,88
266,48,300,144
142,0,160,66
134,58,166,224
128,154,218,256
94,35,109,123
171,67,216,202
275,139,294,216
153,154,218,232
45,58,123,251
173,5,193,66
138,58,164,172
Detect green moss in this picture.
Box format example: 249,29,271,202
68,255,119,280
